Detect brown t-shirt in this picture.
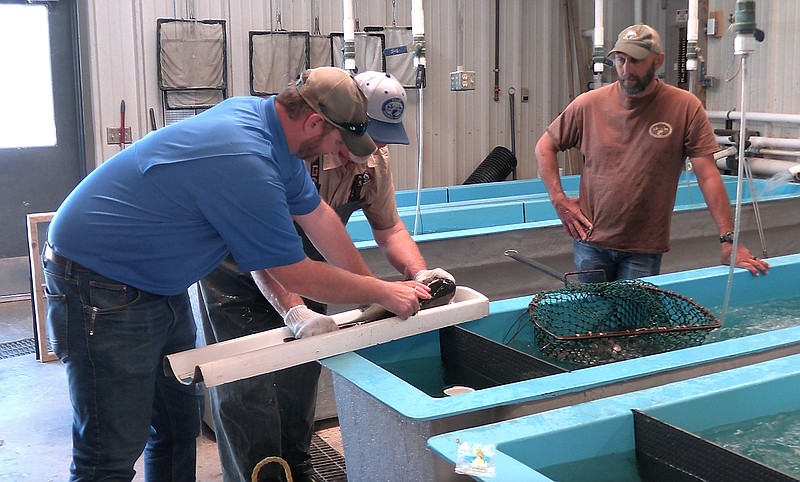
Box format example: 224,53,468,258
545,79,719,253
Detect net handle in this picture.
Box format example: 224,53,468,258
504,249,566,284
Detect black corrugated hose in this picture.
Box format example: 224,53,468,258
463,146,518,184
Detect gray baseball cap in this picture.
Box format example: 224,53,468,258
355,71,409,145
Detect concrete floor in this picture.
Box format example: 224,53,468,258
0,299,344,481
0,299,223,481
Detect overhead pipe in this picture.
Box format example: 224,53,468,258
591,0,605,89
342,0,356,71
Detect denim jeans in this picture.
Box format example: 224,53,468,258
198,255,320,482
572,239,663,282
43,256,201,482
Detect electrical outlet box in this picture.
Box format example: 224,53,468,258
708,11,723,38
107,127,132,145
450,70,476,91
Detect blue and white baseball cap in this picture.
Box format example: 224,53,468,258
354,71,409,145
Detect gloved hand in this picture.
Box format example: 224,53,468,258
413,268,455,284
284,305,338,339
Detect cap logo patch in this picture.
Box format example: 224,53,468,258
649,122,672,139
623,30,640,40
382,97,404,121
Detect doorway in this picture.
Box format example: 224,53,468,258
0,0,85,298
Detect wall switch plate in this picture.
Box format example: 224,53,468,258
107,127,132,145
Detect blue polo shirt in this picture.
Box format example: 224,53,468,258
48,96,321,295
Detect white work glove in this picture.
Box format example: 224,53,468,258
413,268,455,284
284,305,338,339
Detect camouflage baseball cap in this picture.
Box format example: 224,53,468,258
296,67,377,156
608,24,663,60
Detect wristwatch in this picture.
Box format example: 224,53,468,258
719,231,735,243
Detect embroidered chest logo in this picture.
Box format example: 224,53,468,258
649,122,673,138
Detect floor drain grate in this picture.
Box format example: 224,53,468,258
0,338,36,359
310,433,347,482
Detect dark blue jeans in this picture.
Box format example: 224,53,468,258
43,256,201,482
572,239,663,282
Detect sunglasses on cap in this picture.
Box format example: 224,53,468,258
317,103,369,136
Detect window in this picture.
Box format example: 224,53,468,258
0,4,56,149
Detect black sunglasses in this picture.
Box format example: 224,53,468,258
318,103,369,136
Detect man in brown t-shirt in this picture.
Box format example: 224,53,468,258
535,24,769,281
199,72,453,482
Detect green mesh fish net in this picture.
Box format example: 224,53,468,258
528,279,720,368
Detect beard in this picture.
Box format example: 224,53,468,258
295,132,328,160
620,64,656,96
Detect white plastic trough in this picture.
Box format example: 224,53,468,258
165,286,489,388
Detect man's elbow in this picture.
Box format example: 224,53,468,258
535,134,556,157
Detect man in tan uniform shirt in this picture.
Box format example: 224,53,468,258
199,71,453,482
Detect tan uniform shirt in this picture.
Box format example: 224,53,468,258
309,145,401,230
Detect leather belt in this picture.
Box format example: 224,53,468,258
43,244,89,271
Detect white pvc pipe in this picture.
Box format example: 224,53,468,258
411,0,424,36
687,0,699,42
686,0,699,71
756,149,800,158
411,0,425,233
707,110,800,125
715,135,800,150
342,0,356,71
714,146,738,160
413,88,424,235
411,0,425,68
715,156,800,181
593,0,604,74
593,0,603,49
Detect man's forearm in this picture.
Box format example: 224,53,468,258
257,258,384,307
295,201,372,276
535,134,568,206
251,270,305,317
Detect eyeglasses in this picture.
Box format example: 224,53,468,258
318,103,369,136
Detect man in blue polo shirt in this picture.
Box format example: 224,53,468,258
43,67,430,482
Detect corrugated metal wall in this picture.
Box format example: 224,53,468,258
706,0,800,138
81,0,800,190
